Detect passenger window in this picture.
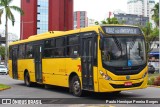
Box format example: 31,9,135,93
68,35,79,45
54,48,65,58
18,44,25,59
67,46,79,57
56,38,64,47
44,39,55,48
44,49,55,58
26,44,33,58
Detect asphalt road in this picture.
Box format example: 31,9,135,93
0,75,160,107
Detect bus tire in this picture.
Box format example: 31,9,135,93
71,76,82,97
24,72,32,87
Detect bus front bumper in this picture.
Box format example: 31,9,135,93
98,75,148,92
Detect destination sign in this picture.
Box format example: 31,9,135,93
103,26,142,35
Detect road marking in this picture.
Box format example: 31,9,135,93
109,105,115,107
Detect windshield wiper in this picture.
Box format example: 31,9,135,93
112,36,122,56
129,36,137,49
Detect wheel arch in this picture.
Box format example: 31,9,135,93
24,69,29,80
69,72,79,86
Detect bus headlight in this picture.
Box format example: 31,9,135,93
142,72,148,78
99,71,112,80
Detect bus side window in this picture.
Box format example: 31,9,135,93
18,44,25,59
55,37,65,58
26,44,33,58
67,46,79,57
67,34,79,57
44,39,55,48
44,39,55,58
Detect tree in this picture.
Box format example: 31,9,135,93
152,3,159,27
141,22,159,53
0,0,24,65
95,17,119,25
0,46,5,60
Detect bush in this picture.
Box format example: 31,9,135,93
148,77,155,85
153,76,160,86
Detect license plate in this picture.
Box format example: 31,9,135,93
124,82,132,86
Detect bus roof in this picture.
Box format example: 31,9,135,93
9,25,140,46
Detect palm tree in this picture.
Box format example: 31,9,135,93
141,22,158,53
152,3,159,27
0,0,24,65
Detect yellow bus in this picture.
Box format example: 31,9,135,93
9,25,148,96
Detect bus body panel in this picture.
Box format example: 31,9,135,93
42,58,81,87
8,60,12,78
42,74,69,87
93,66,98,92
42,58,66,86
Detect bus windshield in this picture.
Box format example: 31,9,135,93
102,36,146,67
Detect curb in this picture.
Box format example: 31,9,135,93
0,87,11,91
148,85,160,88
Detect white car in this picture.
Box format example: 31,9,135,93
0,65,8,75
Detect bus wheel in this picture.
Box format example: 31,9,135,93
71,76,82,97
24,72,32,87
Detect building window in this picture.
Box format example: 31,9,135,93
37,0,49,34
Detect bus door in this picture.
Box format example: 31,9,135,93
81,33,95,90
34,45,42,83
12,47,18,79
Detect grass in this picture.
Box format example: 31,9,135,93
0,84,10,90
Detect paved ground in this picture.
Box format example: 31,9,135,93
0,75,160,107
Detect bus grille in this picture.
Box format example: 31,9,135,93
110,82,143,89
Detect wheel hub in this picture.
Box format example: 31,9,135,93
73,81,80,93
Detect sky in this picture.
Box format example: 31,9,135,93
0,0,159,38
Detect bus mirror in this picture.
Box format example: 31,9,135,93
99,39,104,50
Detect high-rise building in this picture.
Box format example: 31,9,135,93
74,11,88,29
127,0,155,25
21,0,73,40
88,19,96,26
114,13,149,26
